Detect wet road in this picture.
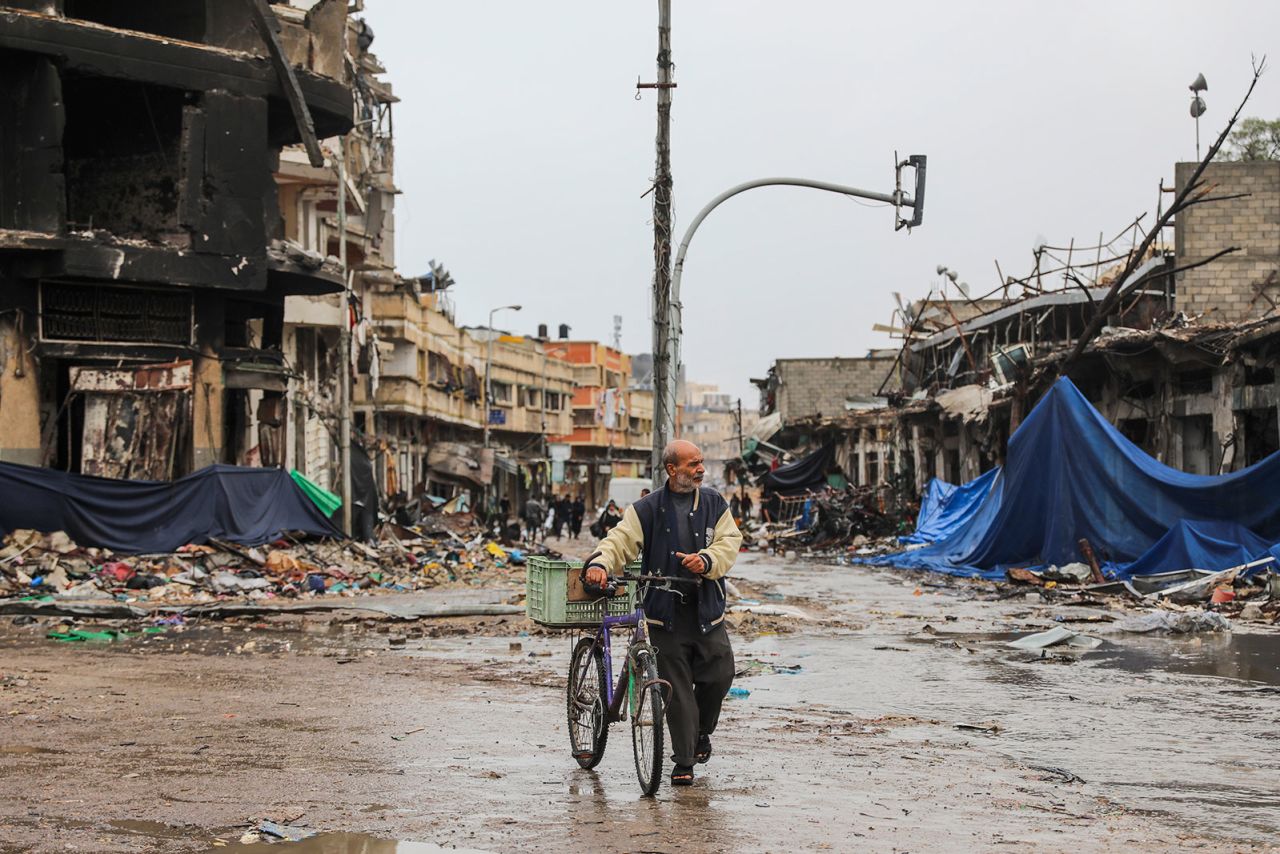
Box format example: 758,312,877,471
1,555,1277,852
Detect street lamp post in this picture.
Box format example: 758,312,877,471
482,304,522,450
650,162,928,487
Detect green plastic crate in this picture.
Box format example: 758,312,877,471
525,556,641,628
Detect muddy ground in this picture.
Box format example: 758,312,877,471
1,554,1277,853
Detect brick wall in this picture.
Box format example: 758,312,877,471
776,355,895,422
1175,161,1280,321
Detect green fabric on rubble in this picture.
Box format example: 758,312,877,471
47,629,117,642
290,470,342,518
46,627,167,643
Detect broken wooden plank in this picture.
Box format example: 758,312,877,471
245,0,326,167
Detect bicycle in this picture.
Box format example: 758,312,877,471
565,571,700,796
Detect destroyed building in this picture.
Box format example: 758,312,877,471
0,0,352,478
755,160,1280,501
548,340,655,506
0,2,655,528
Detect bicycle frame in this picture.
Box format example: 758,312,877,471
596,605,650,723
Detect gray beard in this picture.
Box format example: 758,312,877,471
670,473,698,492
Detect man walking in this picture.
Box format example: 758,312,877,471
584,440,741,786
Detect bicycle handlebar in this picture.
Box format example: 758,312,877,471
618,573,702,585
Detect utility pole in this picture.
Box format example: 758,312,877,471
735,397,744,501
647,0,675,488
337,137,352,537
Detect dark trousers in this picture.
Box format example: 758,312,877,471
650,620,735,768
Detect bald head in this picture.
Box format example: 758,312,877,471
663,440,705,492
662,439,700,468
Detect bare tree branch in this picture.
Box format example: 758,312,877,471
1062,56,1267,368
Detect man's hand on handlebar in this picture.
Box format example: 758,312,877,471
584,566,610,588
674,552,707,574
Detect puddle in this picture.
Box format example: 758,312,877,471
1091,631,1280,687
211,831,496,853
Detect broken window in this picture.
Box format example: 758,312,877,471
1241,409,1280,467
1179,415,1213,475
944,449,960,484
61,76,185,239
427,351,453,389
1176,368,1213,395
1244,363,1275,387
1118,418,1153,452
1122,380,1157,400
40,282,193,345
295,326,318,383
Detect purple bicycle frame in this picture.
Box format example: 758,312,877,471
597,604,650,718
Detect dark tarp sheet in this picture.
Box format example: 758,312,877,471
762,443,836,496
1115,519,1277,578
901,468,1000,545
0,462,343,554
872,377,1280,579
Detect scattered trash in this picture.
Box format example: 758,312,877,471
257,821,316,842
1042,563,1094,584
735,659,803,677
390,727,427,742
1006,626,1103,651
728,604,812,620
1117,610,1231,634
954,722,1001,734
728,686,751,698
1031,765,1085,784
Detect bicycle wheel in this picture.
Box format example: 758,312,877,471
630,650,665,796
566,636,608,769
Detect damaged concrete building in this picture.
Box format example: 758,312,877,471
757,160,1280,501
0,0,352,478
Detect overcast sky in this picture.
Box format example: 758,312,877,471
369,1,1280,404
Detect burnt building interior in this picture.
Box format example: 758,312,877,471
0,2,351,477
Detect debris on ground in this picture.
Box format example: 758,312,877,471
1117,610,1232,634
0,519,560,609
1006,626,1103,651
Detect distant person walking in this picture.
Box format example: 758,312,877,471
523,495,544,543
569,495,585,539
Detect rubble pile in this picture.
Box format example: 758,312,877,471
742,486,913,557
0,517,557,607
998,561,1280,625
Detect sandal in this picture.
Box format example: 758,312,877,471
670,764,694,786
695,734,712,764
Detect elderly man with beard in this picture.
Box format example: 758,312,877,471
584,440,742,786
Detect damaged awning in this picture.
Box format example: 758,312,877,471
426,443,493,486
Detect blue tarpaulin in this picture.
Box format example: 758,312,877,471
874,377,1280,579
901,467,1000,546
0,462,343,554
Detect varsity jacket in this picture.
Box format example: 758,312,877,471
586,484,743,634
